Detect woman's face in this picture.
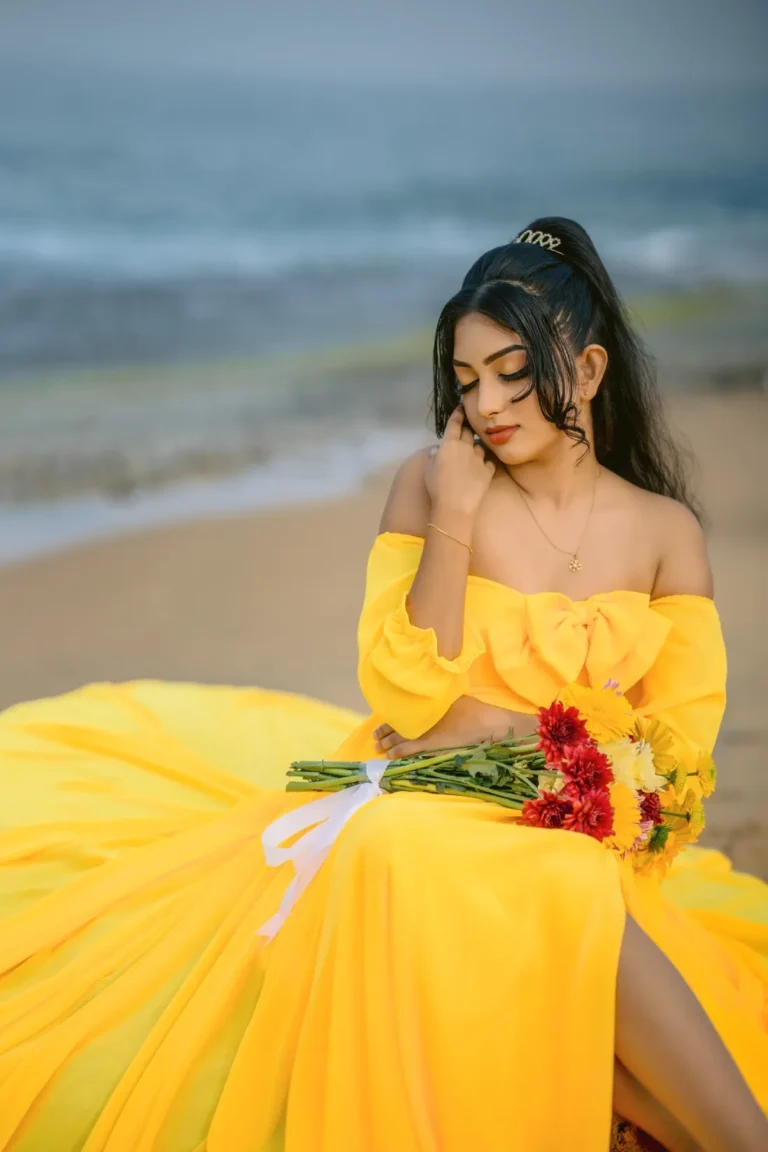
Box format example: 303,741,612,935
452,312,566,468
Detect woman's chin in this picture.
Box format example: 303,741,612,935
490,440,532,467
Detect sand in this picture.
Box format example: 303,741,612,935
0,392,765,876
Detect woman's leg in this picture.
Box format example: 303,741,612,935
615,915,767,1152
613,1059,700,1152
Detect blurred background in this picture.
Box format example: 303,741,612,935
0,1,765,870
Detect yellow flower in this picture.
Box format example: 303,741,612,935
632,716,678,778
635,824,678,878
670,762,694,798
677,789,706,845
691,751,717,798
600,737,667,793
661,788,706,847
606,781,642,853
557,684,633,744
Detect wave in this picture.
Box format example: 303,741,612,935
0,220,499,280
0,424,429,566
605,220,768,284
2,216,768,285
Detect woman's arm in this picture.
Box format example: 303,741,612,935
372,415,538,756
374,697,539,759
380,404,495,659
358,404,514,746
651,499,714,600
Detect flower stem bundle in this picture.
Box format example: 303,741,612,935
287,684,713,877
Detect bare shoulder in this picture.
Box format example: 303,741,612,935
599,470,712,597
378,446,434,535
630,482,712,599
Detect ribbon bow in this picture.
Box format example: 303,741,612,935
258,758,387,940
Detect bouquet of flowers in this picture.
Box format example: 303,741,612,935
287,683,716,876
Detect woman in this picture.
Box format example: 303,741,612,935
0,217,765,1152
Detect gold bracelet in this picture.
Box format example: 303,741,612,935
427,521,473,556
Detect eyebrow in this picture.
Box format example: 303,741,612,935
453,343,525,368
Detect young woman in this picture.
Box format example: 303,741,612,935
0,218,765,1152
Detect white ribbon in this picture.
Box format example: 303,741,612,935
257,758,387,941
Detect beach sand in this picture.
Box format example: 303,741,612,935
0,392,765,876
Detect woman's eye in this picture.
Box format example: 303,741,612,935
499,368,529,383
457,379,477,394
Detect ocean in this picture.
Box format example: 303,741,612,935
2,69,767,374
0,67,766,559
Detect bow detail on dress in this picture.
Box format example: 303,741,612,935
486,592,673,705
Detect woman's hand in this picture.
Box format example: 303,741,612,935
373,696,538,760
425,404,496,524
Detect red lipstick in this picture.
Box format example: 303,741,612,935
486,424,519,445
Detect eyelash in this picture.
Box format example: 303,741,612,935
456,368,529,394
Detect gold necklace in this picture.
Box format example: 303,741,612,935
509,466,600,574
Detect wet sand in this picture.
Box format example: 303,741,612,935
0,391,765,875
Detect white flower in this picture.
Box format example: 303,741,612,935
601,738,638,789
600,738,667,794
537,769,563,794
633,740,668,793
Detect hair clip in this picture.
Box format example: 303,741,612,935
514,229,562,253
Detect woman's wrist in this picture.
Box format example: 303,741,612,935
428,504,476,543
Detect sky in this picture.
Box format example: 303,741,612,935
1,0,766,86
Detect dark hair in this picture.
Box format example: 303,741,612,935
432,216,699,517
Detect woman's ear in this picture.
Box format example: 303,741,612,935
576,343,608,401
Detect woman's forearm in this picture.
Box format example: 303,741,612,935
406,510,475,660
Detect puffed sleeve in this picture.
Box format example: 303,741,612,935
356,533,486,739
632,595,727,758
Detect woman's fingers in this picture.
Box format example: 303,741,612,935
381,732,444,759
444,402,476,445
376,728,404,752
374,725,426,759
383,738,420,759
442,404,466,441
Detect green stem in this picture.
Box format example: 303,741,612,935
286,779,353,792
290,759,367,770
503,766,542,797
391,768,533,804
390,778,524,809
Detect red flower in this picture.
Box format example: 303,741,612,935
562,745,614,794
639,791,663,826
520,790,573,830
536,702,591,765
563,788,615,841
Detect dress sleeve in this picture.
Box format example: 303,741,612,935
631,595,727,758
356,534,486,739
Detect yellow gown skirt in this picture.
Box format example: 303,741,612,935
0,680,766,1152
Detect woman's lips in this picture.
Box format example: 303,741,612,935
486,425,519,445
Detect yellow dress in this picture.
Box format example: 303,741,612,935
0,531,765,1152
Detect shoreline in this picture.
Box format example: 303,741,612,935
0,424,430,566
1,284,766,515
1,388,765,567
1,392,765,876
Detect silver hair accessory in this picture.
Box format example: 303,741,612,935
514,228,562,253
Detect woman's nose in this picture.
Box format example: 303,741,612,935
475,374,507,418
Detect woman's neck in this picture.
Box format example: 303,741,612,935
505,444,601,509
